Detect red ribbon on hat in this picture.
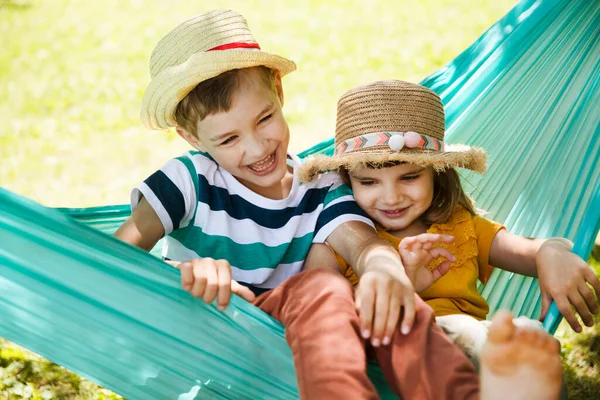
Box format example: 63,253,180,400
207,42,261,52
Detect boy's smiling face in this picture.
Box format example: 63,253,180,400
180,69,291,198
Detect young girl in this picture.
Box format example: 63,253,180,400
300,79,600,368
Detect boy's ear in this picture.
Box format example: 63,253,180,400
273,72,284,107
176,127,204,151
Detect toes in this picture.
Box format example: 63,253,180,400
513,327,548,348
514,328,561,365
546,336,561,354
518,328,545,349
488,311,515,343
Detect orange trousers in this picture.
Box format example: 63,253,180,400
254,268,480,400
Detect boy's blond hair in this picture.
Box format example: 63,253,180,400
174,66,277,137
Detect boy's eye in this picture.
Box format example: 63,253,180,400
359,180,376,186
402,174,420,181
219,135,238,146
259,113,273,124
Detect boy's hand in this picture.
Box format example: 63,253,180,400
178,258,256,309
399,234,456,292
536,240,600,332
355,266,415,347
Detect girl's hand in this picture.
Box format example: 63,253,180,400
355,266,415,348
399,233,456,292
178,258,256,309
536,240,600,332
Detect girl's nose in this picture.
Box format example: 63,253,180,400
381,185,403,206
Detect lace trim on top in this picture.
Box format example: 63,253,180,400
427,207,478,272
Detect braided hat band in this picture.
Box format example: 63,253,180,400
299,80,487,182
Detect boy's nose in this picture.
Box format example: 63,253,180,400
245,134,269,160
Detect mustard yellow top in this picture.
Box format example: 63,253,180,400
333,207,504,320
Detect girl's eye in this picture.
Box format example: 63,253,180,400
359,180,376,186
402,174,420,181
259,113,273,124
220,135,238,146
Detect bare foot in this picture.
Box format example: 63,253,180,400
480,311,562,400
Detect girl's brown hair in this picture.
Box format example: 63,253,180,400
425,168,476,224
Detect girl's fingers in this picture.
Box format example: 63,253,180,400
584,268,600,299
555,296,581,332
430,261,452,282
428,247,456,262
414,233,455,244
399,236,417,249
400,234,454,253
539,292,552,321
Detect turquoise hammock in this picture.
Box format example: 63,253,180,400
1,0,599,398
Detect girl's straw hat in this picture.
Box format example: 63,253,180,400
141,10,296,130
299,80,487,182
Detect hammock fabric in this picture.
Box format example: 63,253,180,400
1,0,599,398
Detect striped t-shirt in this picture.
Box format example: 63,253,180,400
131,151,372,293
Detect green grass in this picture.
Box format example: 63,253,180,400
1,0,517,208
1,0,599,398
0,340,122,400
559,256,600,399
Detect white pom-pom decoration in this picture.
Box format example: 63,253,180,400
388,134,405,151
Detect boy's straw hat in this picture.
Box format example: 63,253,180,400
141,10,296,130
299,80,487,182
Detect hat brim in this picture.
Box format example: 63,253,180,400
141,50,296,130
298,144,487,183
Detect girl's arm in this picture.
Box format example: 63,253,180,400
489,229,600,332
488,229,543,277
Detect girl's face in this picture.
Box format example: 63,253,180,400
348,163,435,233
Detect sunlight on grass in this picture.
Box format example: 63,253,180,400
557,256,600,399
1,0,517,208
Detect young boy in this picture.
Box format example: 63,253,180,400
114,10,557,400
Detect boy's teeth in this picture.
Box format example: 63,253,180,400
249,153,275,171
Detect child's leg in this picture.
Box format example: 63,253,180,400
436,314,489,370
480,311,563,400
372,296,481,400
253,268,378,399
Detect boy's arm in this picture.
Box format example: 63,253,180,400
114,196,255,307
114,196,165,251
327,221,407,279
489,229,600,332
304,244,340,272
327,221,415,346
